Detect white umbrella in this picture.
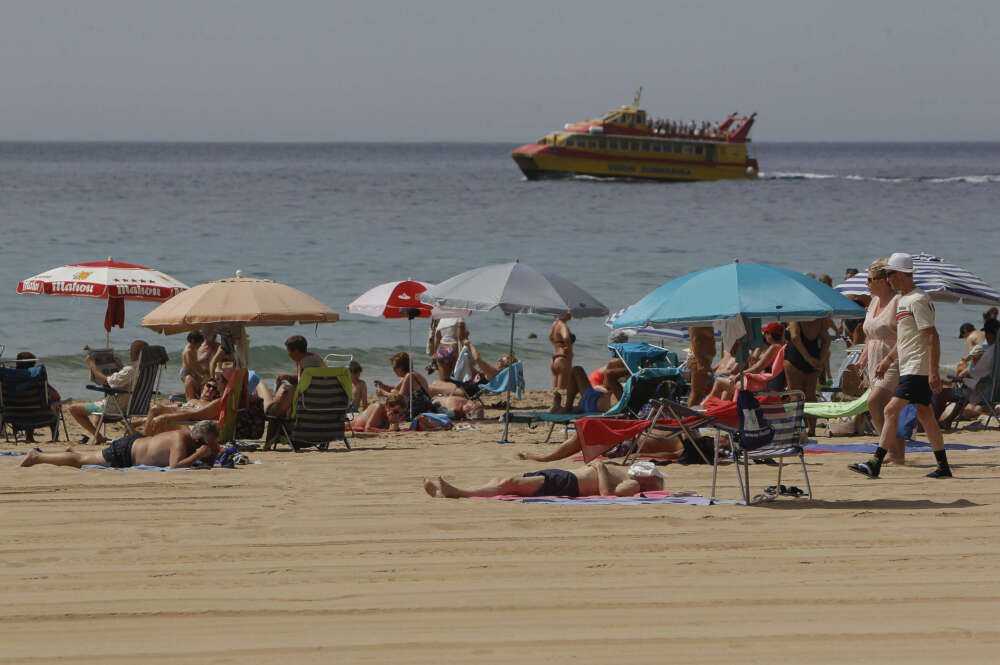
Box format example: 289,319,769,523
420,261,609,442
835,253,1000,305
347,279,469,420
17,257,188,346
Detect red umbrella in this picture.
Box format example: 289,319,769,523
17,257,188,345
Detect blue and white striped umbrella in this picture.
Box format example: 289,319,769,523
835,253,1000,305
605,307,721,342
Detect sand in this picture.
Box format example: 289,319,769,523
3,391,999,664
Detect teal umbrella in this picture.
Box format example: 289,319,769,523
613,261,865,329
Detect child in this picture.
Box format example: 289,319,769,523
349,360,368,410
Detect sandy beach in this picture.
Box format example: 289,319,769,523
3,391,998,664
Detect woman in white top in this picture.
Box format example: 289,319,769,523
851,258,905,464
432,318,467,382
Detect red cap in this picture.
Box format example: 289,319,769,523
763,322,785,336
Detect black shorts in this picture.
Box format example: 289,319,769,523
101,434,140,468
894,374,933,406
523,469,580,497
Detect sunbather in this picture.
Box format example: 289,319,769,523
687,326,716,406
352,393,407,431
374,352,433,414
68,340,147,445
428,343,512,398
784,319,830,435
423,459,664,498
588,358,629,399
431,394,485,420
20,420,220,470
549,313,575,411
516,422,713,463
349,361,368,409
143,376,224,435
180,330,207,400
551,366,615,414
12,352,62,443
705,323,785,402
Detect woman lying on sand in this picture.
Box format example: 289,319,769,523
424,459,665,499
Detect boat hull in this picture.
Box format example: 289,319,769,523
511,144,758,182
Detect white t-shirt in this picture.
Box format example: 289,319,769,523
895,288,935,376
101,364,137,413
963,343,995,390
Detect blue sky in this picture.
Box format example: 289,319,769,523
3,1,997,141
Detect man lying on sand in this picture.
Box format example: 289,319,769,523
21,420,220,470
423,459,665,498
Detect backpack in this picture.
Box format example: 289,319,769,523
736,389,774,450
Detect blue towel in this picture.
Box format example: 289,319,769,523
804,441,998,453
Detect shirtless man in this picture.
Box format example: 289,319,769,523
549,313,574,410
143,376,224,435
197,332,220,377
21,420,220,470
180,331,207,400
423,459,665,498
687,327,716,406
68,340,147,445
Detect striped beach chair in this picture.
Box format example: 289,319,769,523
711,390,812,504
0,365,68,442
265,367,352,451
87,348,166,439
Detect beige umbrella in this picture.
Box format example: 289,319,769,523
142,271,339,367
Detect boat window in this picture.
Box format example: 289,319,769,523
652,143,661,152
598,139,607,148
683,144,693,154
588,140,597,148
641,142,650,151
609,140,619,149
630,141,639,151
695,145,704,155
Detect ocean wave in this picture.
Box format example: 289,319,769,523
762,171,1000,184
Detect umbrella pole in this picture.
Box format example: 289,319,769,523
498,312,516,443
408,318,414,422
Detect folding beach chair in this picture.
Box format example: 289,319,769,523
820,345,864,401
264,367,352,451
476,361,525,403
957,342,1000,429
0,365,69,442
711,390,812,504
86,348,166,439
607,342,679,375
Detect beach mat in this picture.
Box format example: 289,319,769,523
484,490,734,505
804,441,999,454
80,461,260,471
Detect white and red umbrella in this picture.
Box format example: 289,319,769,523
17,258,188,345
347,280,468,419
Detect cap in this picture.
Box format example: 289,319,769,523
762,322,784,336
887,252,914,274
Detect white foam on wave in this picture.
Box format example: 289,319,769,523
761,171,1000,184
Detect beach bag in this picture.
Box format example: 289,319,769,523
407,388,435,416
828,416,860,436
235,395,266,440
736,389,774,450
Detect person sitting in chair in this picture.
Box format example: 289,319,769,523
68,340,147,446
12,352,62,443
428,342,512,398
263,336,326,441
551,365,616,415
935,318,997,429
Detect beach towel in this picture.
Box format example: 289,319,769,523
804,441,998,454
803,390,871,418
485,490,735,505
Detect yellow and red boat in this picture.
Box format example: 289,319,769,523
511,90,758,182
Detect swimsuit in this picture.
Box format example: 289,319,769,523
577,386,604,414
784,332,822,374
434,346,458,363
523,469,580,497
101,434,141,468
589,369,605,387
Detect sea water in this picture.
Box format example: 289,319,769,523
1,141,998,397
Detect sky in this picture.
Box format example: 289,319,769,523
2,1,998,142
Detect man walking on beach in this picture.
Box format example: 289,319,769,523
849,253,952,479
